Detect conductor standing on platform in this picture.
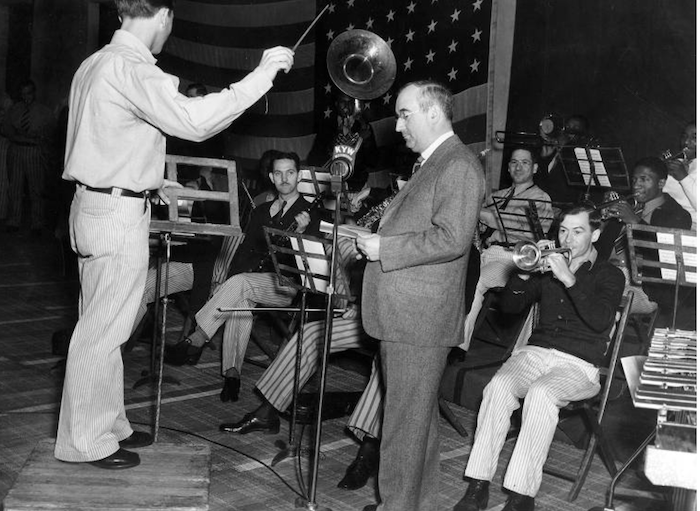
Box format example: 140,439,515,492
54,0,294,469
356,80,485,511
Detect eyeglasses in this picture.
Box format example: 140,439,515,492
395,110,417,122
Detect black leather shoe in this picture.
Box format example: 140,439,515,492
362,505,378,511
119,431,153,449
219,412,280,435
453,478,490,511
502,492,534,511
164,339,204,366
219,377,240,402
338,439,379,490
88,448,140,469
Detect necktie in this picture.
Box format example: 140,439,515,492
20,105,31,133
272,200,287,223
199,176,211,191
411,156,424,175
499,188,515,210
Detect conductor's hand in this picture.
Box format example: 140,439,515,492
294,211,311,233
356,234,381,261
258,46,294,81
548,252,575,288
155,179,184,206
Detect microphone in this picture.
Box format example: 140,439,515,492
330,132,363,181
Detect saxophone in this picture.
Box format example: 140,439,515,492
356,191,398,229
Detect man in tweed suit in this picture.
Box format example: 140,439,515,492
356,81,485,511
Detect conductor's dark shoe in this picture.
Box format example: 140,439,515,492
453,478,490,511
119,431,153,449
219,377,240,402
362,505,378,511
338,438,379,490
163,339,203,366
502,492,534,511
88,448,140,469
219,413,280,435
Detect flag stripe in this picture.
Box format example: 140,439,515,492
176,0,318,28
172,19,310,48
227,112,316,138
224,133,317,162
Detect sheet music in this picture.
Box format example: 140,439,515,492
290,237,330,293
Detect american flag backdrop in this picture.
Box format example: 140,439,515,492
152,0,513,184
314,0,493,155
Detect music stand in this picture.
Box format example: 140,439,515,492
626,224,697,331
144,154,242,442
557,146,629,203
489,196,554,245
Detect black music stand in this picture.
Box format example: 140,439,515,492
139,154,242,442
558,146,629,203
626,224,697,331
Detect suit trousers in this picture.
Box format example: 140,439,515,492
464,345,600,497
7,144,46,228
54,186,150,462
195,272,297,375
256,317,383,440
377,340,450,511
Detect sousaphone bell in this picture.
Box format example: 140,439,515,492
327,29,397,100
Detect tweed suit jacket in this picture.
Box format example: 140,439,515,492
361,135,485,347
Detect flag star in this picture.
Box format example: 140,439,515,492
426,49,436,63
427,20,437,33
347,0,355,7
448,39,458,53
407,1,416,13
345,23,355,31
386,37,394,48
328,3,336,14
386,9,395,22
448,68,458,81
471,28,482,42
431,0,439,3
324,107,333,119
406,29,415,42
326,29,335,41
383,93,393,105
450,9,461,23
473,0,483,11
404,57,414,71
470,59,480,72
324,83,332,94
366,17,375,29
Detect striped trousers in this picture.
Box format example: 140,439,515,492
131,260,194,334
463,345,600,497
7,144,47,228
55,186,150,462
194,272,297,375
0,137,9,219
256,317,383,440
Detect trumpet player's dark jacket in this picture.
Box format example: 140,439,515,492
228,196,321,277
499,252,625,367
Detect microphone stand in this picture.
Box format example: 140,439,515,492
295,175,343,511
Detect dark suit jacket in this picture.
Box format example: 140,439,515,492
361,135,485,347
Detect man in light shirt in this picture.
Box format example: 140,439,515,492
664,122,696,230
54,0,294,470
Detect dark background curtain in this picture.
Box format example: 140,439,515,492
504,0,696,189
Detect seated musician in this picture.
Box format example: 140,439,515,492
602,156,692,327
219,236,383,491
164,151,321,403
460,146,552,350
453,204,624,511
663,121,696,230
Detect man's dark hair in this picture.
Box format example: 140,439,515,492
185,83,207,97
634,156,668,181
400,80,454,122
115,0,174,18
558,203,602,231
269,151,300,172
507,146,537,163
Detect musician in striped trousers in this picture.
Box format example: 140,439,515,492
454,205,624,511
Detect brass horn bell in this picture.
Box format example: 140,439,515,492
327,29,397,100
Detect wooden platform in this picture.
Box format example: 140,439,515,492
3,440,211,511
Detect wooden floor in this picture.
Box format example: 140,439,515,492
0,227,676,511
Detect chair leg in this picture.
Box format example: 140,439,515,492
438,397,469,438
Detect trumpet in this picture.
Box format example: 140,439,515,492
598,191,643,220
512,240,571,273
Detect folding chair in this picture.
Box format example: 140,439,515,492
542,291,633,501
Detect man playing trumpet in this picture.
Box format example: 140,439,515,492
454,204,624,511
